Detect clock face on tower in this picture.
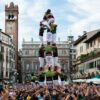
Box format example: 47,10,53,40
6,22,15,34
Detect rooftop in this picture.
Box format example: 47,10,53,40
74,28,100,45
0,30,11,38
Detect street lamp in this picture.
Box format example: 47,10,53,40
10,68,18,84
67,41,72,83
13,69,18,83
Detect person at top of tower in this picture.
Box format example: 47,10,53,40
39,21,47,44
43,9,55,29
43,9,54,20
38,44,45,68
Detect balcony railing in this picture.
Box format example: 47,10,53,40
77,51,100,63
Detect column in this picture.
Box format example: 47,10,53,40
32,61,34,72
22,60,24,83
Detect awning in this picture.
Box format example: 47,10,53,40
73,79,86,83
86,78,100,84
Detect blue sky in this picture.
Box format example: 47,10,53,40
0,0,100,48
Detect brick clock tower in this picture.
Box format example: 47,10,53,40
5,2,19,68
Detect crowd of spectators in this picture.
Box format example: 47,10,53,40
0,82,100,100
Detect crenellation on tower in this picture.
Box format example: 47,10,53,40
9,2,14,8
5,2,19,12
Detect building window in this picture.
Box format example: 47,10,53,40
93,40,95,45
6,48,8,56
80,46,83,53
26,64,29,70
86,43,89,49
35,50,38,56
98,37,100,42
64,50,66,54
97,59,100,69
1,46,4,53
97,59,100,65
25,50,29,55
70,50,72,53
89,62,94,68
73,55,76,59
6,71,8,77
95,61,96,67
90,42,92,47
73,50,76,53
86,63,89,69
58,50,62,56
6,48,8,62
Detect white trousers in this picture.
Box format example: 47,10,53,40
53,80,59,86
62,81,65,86
53,57,58,66
48,18,55,25
39,57,44,67
52,34,56,43
47,32,52,43
45,56,54,67
39,82,45,86
39,36,43,44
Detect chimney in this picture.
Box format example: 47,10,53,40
78,35,81,38
83,31,87,34
23,38,25,43
31,38,33,42
58,37,60,43
68,36,74,41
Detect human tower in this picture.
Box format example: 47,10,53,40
38,9,61,73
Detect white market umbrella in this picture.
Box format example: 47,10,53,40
73,79,86,83
86,78,100,84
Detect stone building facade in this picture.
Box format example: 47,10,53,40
0,29,15,80
74,29,100,79
21,37,76,82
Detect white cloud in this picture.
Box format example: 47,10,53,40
27,0,49,23
0,12,5,31
65,0,100,38
69,0,100,15
66,15,79,23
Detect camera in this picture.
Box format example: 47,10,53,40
89,82,93,86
